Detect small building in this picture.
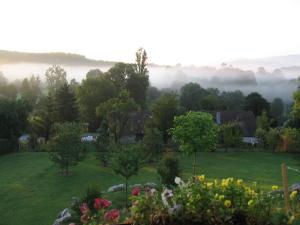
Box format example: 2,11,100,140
210,111,258,144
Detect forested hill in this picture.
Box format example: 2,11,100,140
0,50,116,66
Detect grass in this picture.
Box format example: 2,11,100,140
1,150,300,225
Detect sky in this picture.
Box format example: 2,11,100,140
1,0,300,66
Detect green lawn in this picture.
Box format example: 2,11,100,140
1,151,300,225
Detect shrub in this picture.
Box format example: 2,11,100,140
130,176,300,225
219,122,243,150
281,128,300,152
265,128,280,152
142,127,164,163
157,155,180,186
255,128,267,149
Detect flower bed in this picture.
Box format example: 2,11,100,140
70,176,300,225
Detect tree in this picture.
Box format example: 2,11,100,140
55,84,79,122
151,93,180,142
96,90,137,142
157,155,180,186
180,82,206,111
270,98,284,125
219,122,242,151
244,92,270,117
147,86,161,103
0,99,31,141
48,123,86,175
256,110,273,131
77,76,117,131
220,90,245,110
86,69,104,79
20,75,41,106
170,111,217,177
45,65,67,94
111,144,142,208
265,128,280,152
142,127,164,163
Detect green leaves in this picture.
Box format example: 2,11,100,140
170,111,218,155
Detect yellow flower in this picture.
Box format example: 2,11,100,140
198,175,205,182
214,179,218,185
214,193,219,199
288,215,295,224
272,185,278,191
221,179,229,188
207,182,213,188
228,177,234,182
218,195,225,201
290,191,297,200
224,200,231,208
248,199,255,207
237,179,243,186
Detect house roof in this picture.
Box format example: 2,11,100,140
210,111,256,137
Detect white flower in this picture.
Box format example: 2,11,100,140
161,189,173,207
175,177,182,185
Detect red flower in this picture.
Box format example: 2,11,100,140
94,198,111,210
132,187,141,196
104,209,120,223
80,203,89,215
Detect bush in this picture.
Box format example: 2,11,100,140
157,155,180,186
219,122,243,150
265,128,280,152
130,176,300,225
281,128,300,152
255,128,267,149
142,127,164,163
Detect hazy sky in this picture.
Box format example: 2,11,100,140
1,0,300,65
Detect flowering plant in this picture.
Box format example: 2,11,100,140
74,198,120,225
130,176,300,225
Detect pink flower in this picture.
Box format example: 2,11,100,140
80,203,89,215
132,187,141,196
69,223,76,225
80,213,89,224
104,209,120,223
94,198,111,210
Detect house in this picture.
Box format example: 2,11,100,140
210,111,258,144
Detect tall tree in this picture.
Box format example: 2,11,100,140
180,82,207,111
151,93,180,142
244,92,270,117
77,76,117,131
55,84,79,122
270,98,284,125
20,75,41,106
86,69,104,79
96,90,137,142
45,65,67,94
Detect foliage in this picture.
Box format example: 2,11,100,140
265,128,280,152
20,75,42,106
271,98,284,125
86,69,104,79
151,93,180,142
170,111,218,176
131,176,300,225
157,155,181,186
220,90,245,111
0,99,31,141
96,90,137,142
255,128,268,149
55,84,79,122
69,184,102,224
45,65,67,94
256,110,273,131
219,122,242,150
244,92,270,117
281,128,300,152
48,122,86,175
77,76,117,131
180,82,206,111
142,126,164,163
111,144,143,208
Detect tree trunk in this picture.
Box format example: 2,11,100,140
193,151,197,180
